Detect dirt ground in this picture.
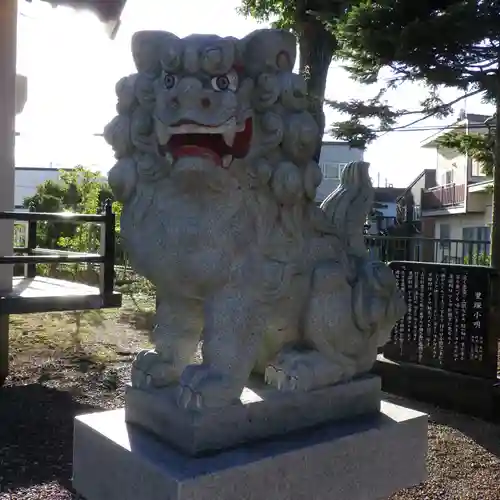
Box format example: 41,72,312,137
1,297,500,499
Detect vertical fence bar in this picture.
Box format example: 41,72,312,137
0,315,7,386
100,199,115,295
25,203,37,278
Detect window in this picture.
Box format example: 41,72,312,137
463,226,491,241
443,170,454,185
320,162,340,179
412,205,421,221
439,223,450,249
471,159,484,177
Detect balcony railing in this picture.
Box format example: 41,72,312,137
422,183,465,211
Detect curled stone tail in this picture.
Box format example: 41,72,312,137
320,161,373,260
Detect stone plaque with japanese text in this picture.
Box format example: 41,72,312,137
383,261,497,379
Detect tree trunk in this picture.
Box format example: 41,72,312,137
490,91,500,269
298,21,337,163
488,77,500,350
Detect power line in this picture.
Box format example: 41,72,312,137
375,89,484,138
332,122,494,135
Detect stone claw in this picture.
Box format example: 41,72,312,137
178,364,237,409
177,385,203,410
265,349,345,392
131,349,177,389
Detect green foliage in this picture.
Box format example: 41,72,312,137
437,130,495,177
327,95,402,148
238,0,470,148
332,0,500,146
464,253,491,266
338,0,498,91
24,166,122,252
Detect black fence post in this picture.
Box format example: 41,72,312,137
101,199,115,296
26,203,37,278
0,315,8,386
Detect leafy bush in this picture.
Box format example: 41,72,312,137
463,253,491,266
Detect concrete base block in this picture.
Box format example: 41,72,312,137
73,402,428,500
125,374,381,456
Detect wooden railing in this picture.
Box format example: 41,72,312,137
422,183,465,211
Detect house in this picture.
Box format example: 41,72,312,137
417,112,492,262
367,186,406,234
14,166,75,209
393,169,437,261
316,141,364,203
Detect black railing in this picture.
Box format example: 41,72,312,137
0,200,116,295
365,235,491,265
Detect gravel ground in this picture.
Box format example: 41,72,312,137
1,308,500,499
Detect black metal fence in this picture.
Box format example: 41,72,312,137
365,235,491,265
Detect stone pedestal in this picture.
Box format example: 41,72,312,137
125,374,382,456
73,399,427,500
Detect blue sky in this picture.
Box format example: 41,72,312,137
16,0,495,186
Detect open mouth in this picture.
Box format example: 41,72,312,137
158,117,253,168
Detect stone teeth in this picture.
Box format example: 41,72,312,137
222,155,233,168
222,129,236,147
157,131,171,146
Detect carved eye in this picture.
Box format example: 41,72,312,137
211,70,238,92
163,73,177,89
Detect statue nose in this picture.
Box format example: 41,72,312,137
200,97,211,109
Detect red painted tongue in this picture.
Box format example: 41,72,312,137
174,145,221,166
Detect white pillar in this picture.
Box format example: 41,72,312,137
0,0,17,292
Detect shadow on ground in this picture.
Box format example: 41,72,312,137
384,393,500,459
118,307,155,333
0,383,102,493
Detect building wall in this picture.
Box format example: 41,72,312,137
429,121,489,188
316,142,364,202
14,168,62,208
435,147,467,186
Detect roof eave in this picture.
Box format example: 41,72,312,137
37,0,128,39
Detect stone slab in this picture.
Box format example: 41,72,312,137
373,354,499,422
73,402,428,500
125,374,381,456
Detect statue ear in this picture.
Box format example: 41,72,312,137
238,29,297,76
131,31,180,75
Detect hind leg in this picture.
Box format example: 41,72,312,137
266,261,359,391
131,295,203,389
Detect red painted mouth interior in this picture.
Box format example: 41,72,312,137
159,118,253,166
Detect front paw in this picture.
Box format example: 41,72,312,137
131,349,177,389
177,364,238,410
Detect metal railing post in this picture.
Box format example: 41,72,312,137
25,203,37,278
100,199,115,295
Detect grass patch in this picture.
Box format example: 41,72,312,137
9,297,155,369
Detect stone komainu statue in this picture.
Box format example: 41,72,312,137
104,28,406,410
